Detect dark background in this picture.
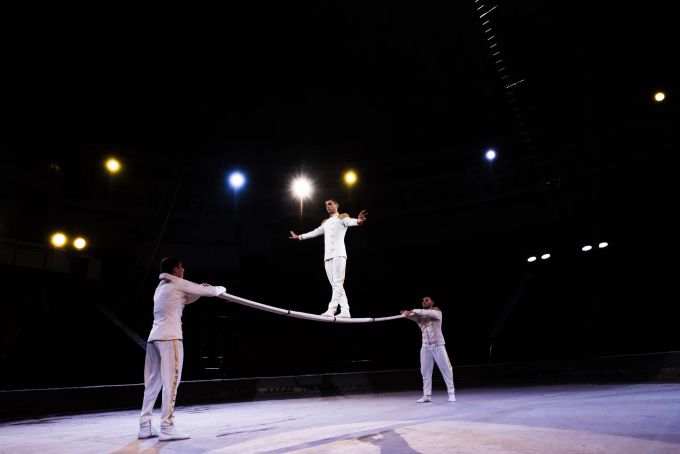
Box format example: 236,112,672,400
1,2,678,389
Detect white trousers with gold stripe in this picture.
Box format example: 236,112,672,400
420,344,455,396
140,339,184,427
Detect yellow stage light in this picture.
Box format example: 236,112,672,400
73,237,87,250
105,158,121,173
344,170,358,186
51,232,67,248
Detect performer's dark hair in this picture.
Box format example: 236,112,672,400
424,295,438,305
325,198,340,205
160,257,182,273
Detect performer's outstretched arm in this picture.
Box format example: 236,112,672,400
290,224,325,241
341,209,368,227
161,273,226,303
357,209,367,224
400,309,420,323
411,308,442,320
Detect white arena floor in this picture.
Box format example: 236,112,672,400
1,383,679,453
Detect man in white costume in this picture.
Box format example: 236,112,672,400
401,296,456,403
138,257,226,441
289,199,367,318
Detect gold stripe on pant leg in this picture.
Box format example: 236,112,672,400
168,339,180,425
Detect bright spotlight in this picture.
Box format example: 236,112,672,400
291,176,313,200
527,256,537,263
598,242,608,249
73,237,87,250
654,91,666,102
105,158,121,174
582,245,593,252
541,253,551,260
51,232,67,248
485,149,496,161
344,170,358,186
228,171,246,190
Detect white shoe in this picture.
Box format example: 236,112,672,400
416,395,432,403
337,311,351,318
320,310,336,317
448,392,456,402
138,421,159,439
159,425,190,441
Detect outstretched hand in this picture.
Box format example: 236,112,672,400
400,310,413,317
357,209,368,224
289,231,299,240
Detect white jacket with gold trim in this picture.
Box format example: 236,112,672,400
148,273,226,342
298,213,360,261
